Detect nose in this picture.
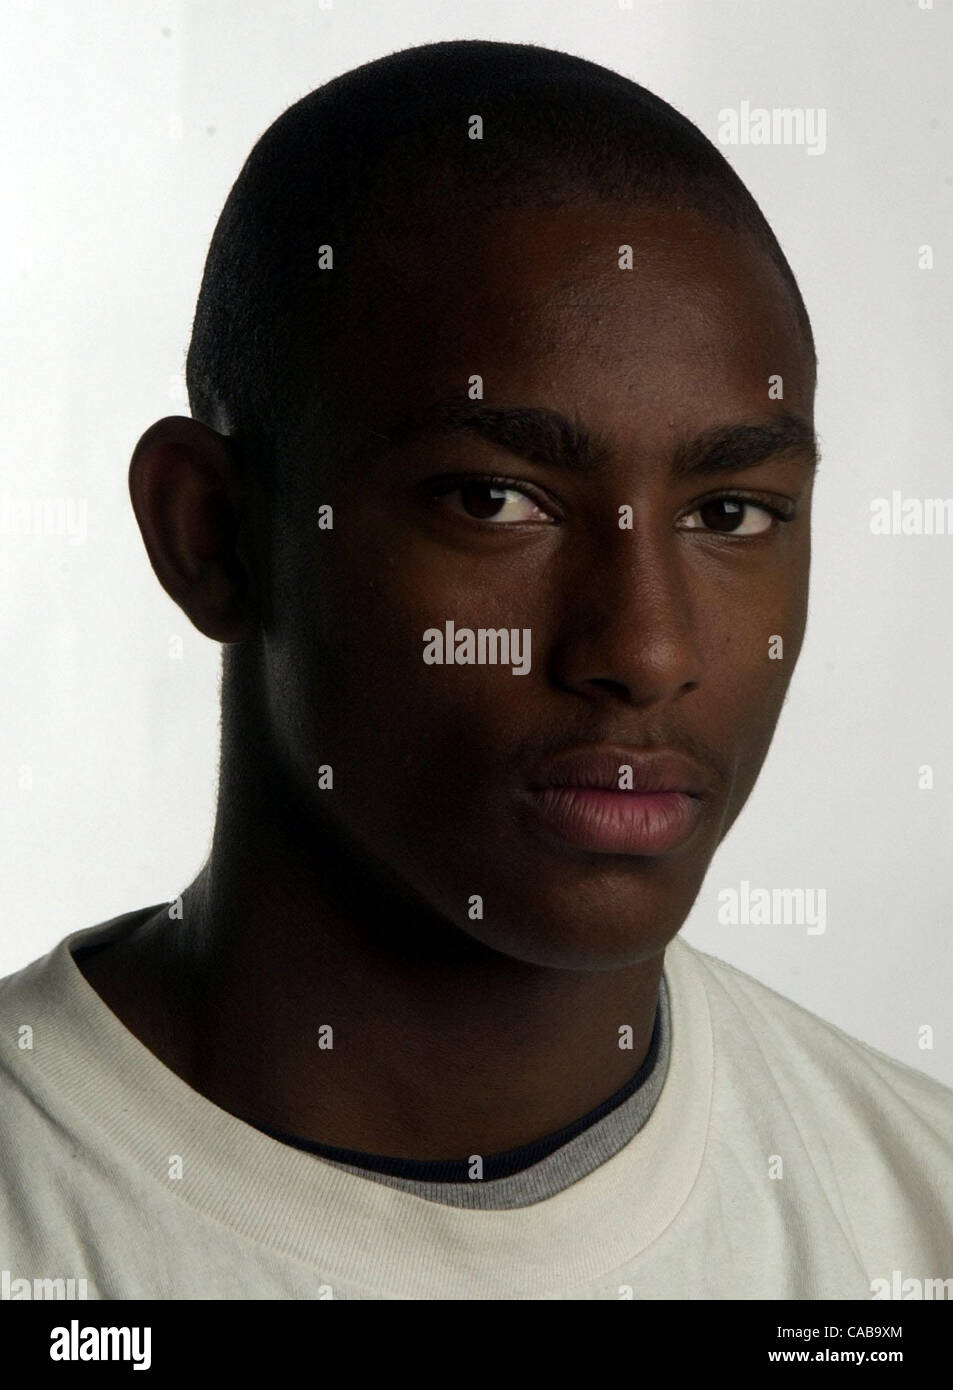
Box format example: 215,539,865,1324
549,524,703,708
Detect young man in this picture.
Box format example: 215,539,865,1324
2,39,951,1301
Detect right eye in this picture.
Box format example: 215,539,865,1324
431,477,556,525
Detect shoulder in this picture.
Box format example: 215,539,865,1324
665,938,953,1278
667,933,953,1133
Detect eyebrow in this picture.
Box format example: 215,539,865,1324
378,394,820,478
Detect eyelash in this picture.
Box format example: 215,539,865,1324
683,489,797,530
427,473,557,518
427,474,797,532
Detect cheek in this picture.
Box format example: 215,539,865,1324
711,619,806,825
691,552,808,774
266,540,534,811
694,528,809,666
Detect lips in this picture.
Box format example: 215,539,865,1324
529,747,710,796
524,746,710,855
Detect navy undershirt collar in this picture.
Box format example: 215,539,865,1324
242,997,663,1183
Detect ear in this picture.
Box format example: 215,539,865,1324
128,416,259,643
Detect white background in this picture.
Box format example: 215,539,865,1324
2,0,951,1083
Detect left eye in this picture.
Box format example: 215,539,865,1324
680,498,777,536
440,481,552,524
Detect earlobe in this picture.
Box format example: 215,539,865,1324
128,415,258,644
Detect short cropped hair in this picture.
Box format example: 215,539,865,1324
185,38,816,505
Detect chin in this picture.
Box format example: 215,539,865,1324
450,900,679,972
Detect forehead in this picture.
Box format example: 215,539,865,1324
326,200,814,445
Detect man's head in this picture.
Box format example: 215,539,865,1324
133,40,818,969
185,39,815,490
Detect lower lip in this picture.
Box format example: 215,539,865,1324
528,787,703,855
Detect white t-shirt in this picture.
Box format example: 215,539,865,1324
1,912,952,1300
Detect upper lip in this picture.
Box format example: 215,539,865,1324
528,745,712,797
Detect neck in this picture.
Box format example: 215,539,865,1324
87,691,665,1159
